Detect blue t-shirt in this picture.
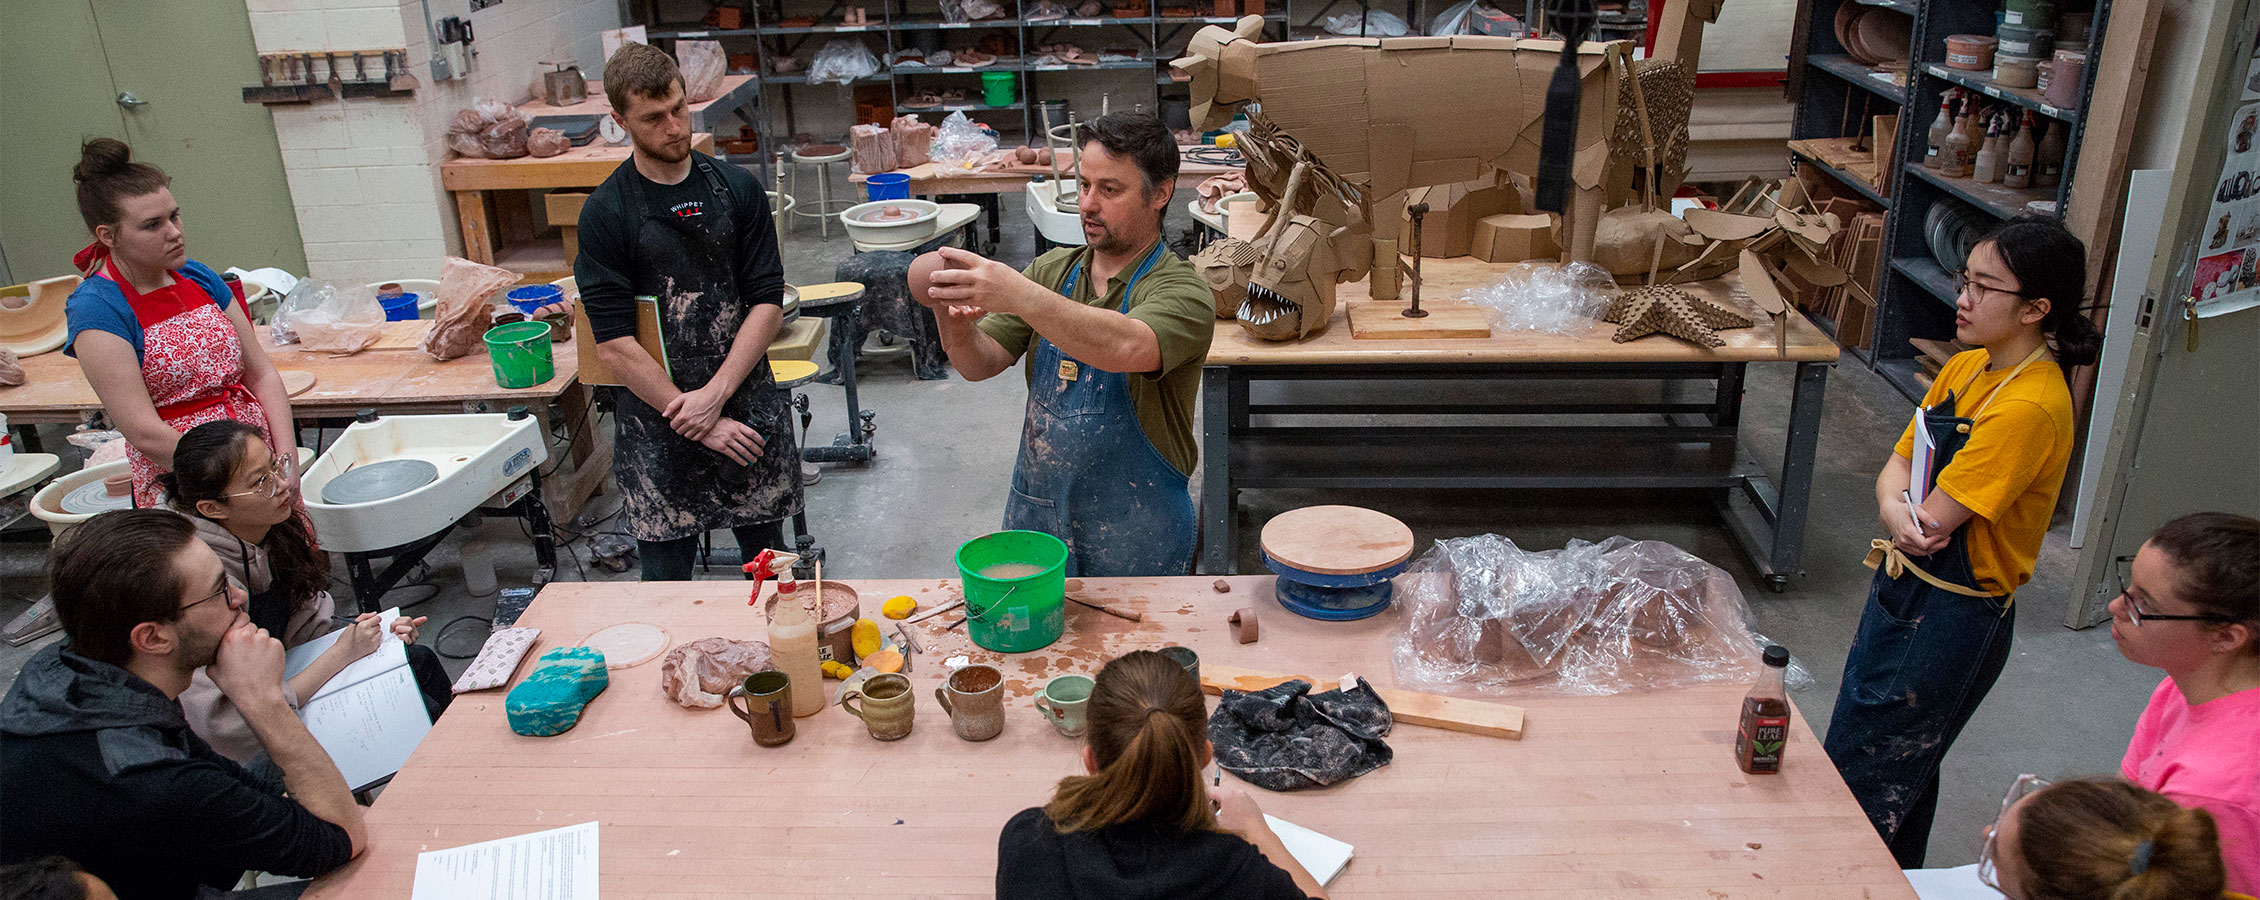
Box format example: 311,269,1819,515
63,259,233,361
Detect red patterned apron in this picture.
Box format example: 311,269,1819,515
101,258,273,507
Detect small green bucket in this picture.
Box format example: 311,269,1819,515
982,71,1017,107
483,321,555,389
955,530,1069,653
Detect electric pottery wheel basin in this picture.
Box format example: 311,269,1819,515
840,199,942,246
302,412,547,552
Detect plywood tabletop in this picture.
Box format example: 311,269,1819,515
305,576,1913,900
441,134,717,191
0,326,581,423
1207,263,1845,366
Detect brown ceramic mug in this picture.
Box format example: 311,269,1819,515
727,671,795,747
933,663,1004,741
841,672,915,741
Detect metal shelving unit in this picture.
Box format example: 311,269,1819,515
1789,0,2114,401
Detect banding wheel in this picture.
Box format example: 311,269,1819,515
1258,505,1416,621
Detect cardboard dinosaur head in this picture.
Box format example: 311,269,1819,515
1191,238,1262,319
1172,15,1265,132
1237,215,1342,341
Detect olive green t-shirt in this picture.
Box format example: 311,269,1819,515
975,241,1215,476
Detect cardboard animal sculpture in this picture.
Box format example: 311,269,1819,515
1603,284,1750,347
1174,16,1626,339
1232,116,1372,340
1190,237,1262,318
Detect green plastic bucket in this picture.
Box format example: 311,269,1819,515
955,530,1069,653
982,71,1017,107
483,321,554,388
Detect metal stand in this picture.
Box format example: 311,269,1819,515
801,288,880,464
343,467,557,613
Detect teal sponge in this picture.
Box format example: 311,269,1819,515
506,647,610,736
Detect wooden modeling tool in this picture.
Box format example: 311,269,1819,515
1067,595,1142,622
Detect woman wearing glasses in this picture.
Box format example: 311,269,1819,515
2112,512,2260,895
63,138,299,508
162,420,450,762
1968,776,2244,900
1825,217,2104,867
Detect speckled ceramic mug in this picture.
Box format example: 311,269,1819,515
934,664,1004,741
841,673,915,741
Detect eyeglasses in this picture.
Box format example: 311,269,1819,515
2112,555,2245,627
223,455,298,500
1953,270,2036,303
1979,773,2053,889
179,580,232,613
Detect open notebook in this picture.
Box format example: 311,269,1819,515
283,607,432,790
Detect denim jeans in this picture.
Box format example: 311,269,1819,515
638,521,785,582
1822,536,2014,868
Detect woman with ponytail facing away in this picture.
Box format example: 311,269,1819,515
996,650,1327,900
1826,216,2104,867
1978,777,2248,900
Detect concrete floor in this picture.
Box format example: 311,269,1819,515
0,180,2159,869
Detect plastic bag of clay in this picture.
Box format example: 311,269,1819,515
808,37,881,85
892,115,935,167
940,0,972,23
525,127,571,158
446,98,531,159
1428,0,1519,36
930,111,998,170
1392,534,1811,696
1461,261,1614,334
1323,8,1409,35
419,256,520,361
849,123,899,175
1026,0,1069,19
676,40,727,102
0,348,22,387
275,280,385,355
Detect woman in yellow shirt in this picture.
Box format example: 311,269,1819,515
1824,218,2103,867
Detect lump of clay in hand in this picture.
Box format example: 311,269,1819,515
659,637,774,708
909,250,952,306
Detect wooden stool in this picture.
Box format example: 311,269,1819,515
789,145,854,239
769,358,820,389
1259,505,1416,621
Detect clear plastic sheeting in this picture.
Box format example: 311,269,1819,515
930,111,998,169
446,99,530,159
676,40,728,102
1460,261,1615,334
1392,535,1811,696
1323,9,1410,35
273,280,384,354
807,37,881,85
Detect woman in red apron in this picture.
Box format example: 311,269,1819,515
62,139,297,507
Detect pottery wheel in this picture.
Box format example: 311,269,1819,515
321,459,439,505
60,481,135,516
581,623,671,669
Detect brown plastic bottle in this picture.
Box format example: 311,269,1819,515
2006,111,2037,188
2035,118,2068,188
1735,645,1793,774
1942,106,1978,178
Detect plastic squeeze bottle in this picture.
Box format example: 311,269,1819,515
2035,119,2068,188
2006,112,2037,188
766,573,827,717
1942,104,1978,177
1735,645,1793,774
1974,114,2005,184
1925,93,1955,169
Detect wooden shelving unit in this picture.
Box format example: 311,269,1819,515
1789,0,2114,402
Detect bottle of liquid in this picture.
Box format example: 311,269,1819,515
1924,93,1955,169
2005,111,2037,188
1942,104,1978,178
1974,113,2005,184
1735,645,1794,774
2035,118,2068,188
765,574,827,717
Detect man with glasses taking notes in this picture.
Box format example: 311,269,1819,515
1,510,365,899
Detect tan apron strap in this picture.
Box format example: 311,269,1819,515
1864,539,1997,599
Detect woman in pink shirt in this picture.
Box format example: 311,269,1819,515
2113,512,2260,896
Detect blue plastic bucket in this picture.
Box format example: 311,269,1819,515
866,172,911,201
505,284,563,316
380,292,421,321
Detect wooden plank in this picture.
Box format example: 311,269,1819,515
1209,263,1843,365
2061,0,2166,440
1199,662,1527,740
455,189,494,265
440,134,715,192
302,576,1909,900
1346,299,1493,339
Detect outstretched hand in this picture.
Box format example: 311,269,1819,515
927,246,1046,316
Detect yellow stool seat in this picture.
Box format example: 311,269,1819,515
769,358,821,389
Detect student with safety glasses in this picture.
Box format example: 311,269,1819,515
1967,776,2250,900
2111,512,2260,896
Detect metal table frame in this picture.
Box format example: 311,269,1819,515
1197,359,1830,591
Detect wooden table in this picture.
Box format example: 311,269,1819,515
516,76,761,141
1201,258,1842,590
441,134,717,283
304,576,1914,899
0,323,610,520
851,146,1242,249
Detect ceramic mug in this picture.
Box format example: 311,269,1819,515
1034,674,1094,737
841,672,915,741
727,671,795,747
1160,646,1200,687
933,663,1005,741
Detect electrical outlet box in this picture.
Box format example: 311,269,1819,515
469,0,501,10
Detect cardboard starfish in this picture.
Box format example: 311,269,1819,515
1603,284,1751,347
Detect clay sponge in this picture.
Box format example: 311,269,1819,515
506,646,610,736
